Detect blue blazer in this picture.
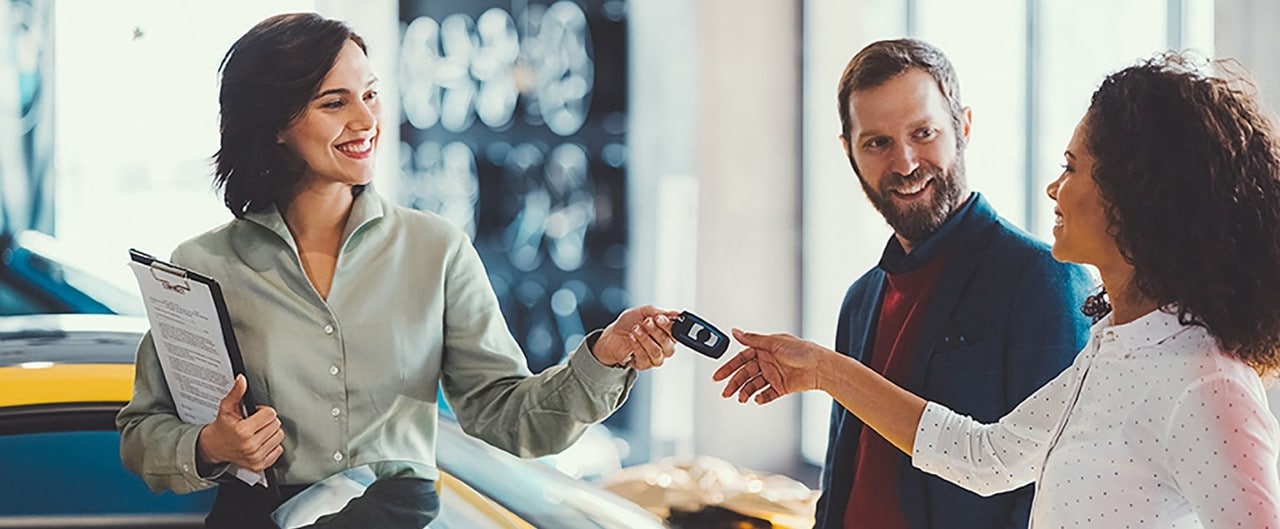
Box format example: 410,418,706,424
814,195,1093,529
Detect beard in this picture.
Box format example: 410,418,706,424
857,156,967,244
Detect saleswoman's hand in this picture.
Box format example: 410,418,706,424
196,374,284,472
593,305,680,370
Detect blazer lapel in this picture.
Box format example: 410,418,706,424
907,254,981,393
906,196,1000,393
833,268,885,434
850,272,885,362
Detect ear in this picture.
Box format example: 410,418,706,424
959,106,973,146
839,134,851,159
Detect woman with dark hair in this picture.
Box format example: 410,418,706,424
716,53,1280,527
117,13,678,528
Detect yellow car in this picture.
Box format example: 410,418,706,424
0,314,666,529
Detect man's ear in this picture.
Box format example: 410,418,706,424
839,134,851,159
959,106,973,147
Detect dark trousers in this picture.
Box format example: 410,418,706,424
205,477,439,529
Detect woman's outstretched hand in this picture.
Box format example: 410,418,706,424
713,328,830,404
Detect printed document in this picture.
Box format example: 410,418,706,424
129,260,266,487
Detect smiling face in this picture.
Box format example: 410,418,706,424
277,39,381,191
841,68,971,248
1046,115,1126,270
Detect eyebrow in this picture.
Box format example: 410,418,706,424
312,76,379,100
855,118,934,141
1064,151,1077,160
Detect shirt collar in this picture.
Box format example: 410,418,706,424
879,192,983,274
1091,307,1189,356
242,185,385,253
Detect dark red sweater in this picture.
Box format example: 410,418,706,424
844,256,947,529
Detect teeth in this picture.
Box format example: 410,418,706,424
895,180,929,195
336,139,372,154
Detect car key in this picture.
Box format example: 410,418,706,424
671,311,729,359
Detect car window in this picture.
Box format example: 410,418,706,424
5,231,147,316
0,332,143,367
59,265,146,316
0,405,213,527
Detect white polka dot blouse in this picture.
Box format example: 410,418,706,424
912,308,1280,528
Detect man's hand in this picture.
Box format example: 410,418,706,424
196,374,284,472
713,328,831,404
593,305,680,370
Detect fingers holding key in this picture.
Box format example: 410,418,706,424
628,313,678,370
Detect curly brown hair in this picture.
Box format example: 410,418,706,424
1085,53,1280,373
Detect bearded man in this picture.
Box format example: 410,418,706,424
812,39,1093,529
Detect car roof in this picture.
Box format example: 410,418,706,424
0,314,147,368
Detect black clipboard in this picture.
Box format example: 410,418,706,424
129,249,280,496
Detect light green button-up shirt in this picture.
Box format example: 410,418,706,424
117,188,635,493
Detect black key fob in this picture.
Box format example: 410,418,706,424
671,311,729,359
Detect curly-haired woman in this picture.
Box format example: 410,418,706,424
716,53,1280,528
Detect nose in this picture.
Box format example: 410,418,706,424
1046,173,1061,201
349,98,378,132
888,142,919,177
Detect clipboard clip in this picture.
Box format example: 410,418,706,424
149,261,192,294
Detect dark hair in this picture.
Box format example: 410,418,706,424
836,38,966,152
213,13,366,217
1086,52,1280,372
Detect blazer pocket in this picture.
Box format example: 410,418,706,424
928,339,989,370
924,340,1004,421
932,325,984,360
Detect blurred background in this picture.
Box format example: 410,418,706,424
2,0,1278,513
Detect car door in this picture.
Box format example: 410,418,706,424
0,400,214,529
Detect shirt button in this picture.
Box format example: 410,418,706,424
331,407,341,417
323,324,334,335
333,451,343,462
183,464,190,473
329,365,340,376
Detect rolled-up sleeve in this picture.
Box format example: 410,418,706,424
439,237,634,458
